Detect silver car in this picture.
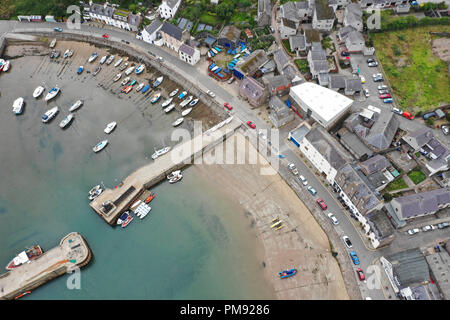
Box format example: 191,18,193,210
299,175,308,186
407,228,420,235
363,89,369,97
342,236,353,248
327,213,339,225
392,107,403,115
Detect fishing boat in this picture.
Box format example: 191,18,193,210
135,203,151,219
130,79,137,86
53,51,60,58
42,106,59,123
67,50,73,57
100,55,107,64
113,73,122,82
136,83,145,92
64,49,71,59
119,62,128,71
104,121,117,134
12,98,25,115
169,88,179,97
278,268,297,279
6,245,43,270
180,95,193,108
0,59,4,71
33,86,45,98
125,66,135,75
93,66,101,76
49,38,57,48
207,51,212,58
169,173,183,184
130,200,142,211
189,98,199,107
142,84,151,94
14,291,31,300
164,103,175,113
88,52,98,63
88,185,102,195
167,170,181,180
135,64,145,74
172,117,184,127
211,48,218,54
59,114,74,128
69,100,83,112
151,92,161,103
93,140,108,153
106,55,115,65
144,192,155,204
44,87,60,101
114,58,123,67
121,76,130,86
77,66,84,74
152,146,171,160
122,213,133,228
178,91,187,99
181,108,192,117
2,60,10,72
49,50,56,59
88,187,103,201
116,212,129,225
161,97,173,107
152,76,163,88
122,85,133,94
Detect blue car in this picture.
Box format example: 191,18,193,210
54,27,63,32
349,251,360,265
383,98,393,103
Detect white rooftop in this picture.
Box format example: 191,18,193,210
290,82,353,122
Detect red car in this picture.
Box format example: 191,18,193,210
379,93,392,99
224,102,233,110
316,198,327,210
102,33,110,39
247,121,256,129
402,111,415,120
356,268,365,281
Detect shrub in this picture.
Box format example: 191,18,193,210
383,193,393,202
426,118,435,126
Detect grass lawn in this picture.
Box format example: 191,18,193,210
371,26,450,112
295,59,310,73
407,169,427,185
385,177,409,192
282,39,293,54
199,13,220,26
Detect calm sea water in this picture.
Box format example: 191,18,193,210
0,54,274,299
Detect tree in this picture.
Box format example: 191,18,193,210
215,2,234,20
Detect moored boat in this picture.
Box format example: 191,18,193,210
169,173,183,184
181,108,192,117
88,185,101,195
113,73,122,82
152,146,171,160
278,268,297,279
119,62,128,71
6,245,43,270
33,86,45,98
129,79,137,86
167,170,181,180
93,66,101,76
121,213,133,228
14,291,31,300
63,49,71,59
152,76,163,88
169,88,179,97
151,92,161,103
77,66,84,74
12,97,25,115
172,117,184,127
180,95,193,108
59,114,74,128
100,55,107,64
93,140,108,153
88,188,103,201
189,98,199,107
121,76,130,86
164,103,175,113
88,52,98,63
161,97,173,107
142,84,151,94
0,59,4,71
124,66,135,75
135,64,145,74
117,211,130,225
136,83,145,92
178,91,187,99
104,121,117,134
45,87,60,101
106,55,115,65
42,106,59,123
144,192,155,204
122,85,133,94
2,60,10,72
69,100,83,112
49,38,57,48
114,58,123,67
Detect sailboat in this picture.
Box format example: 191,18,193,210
93,140,108,153
59,114,74,128
172,117,184,127
164,103,175,113
161,97,173,107
44,87,60,102
151,92,161,104
188,98,199,107
152,76,163,88
69,100,83,112
180,95,193,108
114,58,123,67
100,55,108,64
181,108,192,117
33,86,45,98
136,83,145,92
151,146,171,160
169,88,179,97
113,73,122,82
104,122,117,134
42,106,59,123
88,52,98,63
106,55,115,65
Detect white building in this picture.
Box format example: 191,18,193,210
89,3,141,31
141,18,163,44
159,0,182,19
289,82,353,129
312,0,335,31
179,43,200,65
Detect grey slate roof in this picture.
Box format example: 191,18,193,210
392,188,450,219
282,65,299,81
289,35,306,51
310,50,327,60
345,78,362,92
404,127,434,148
269,95,288,113
366,112,399,150
179,43,195,56
90,3,114,17
164,0,180,9
240,77,266,99
347,31,365,45
313,60,329,72
267,75,290,90
338,25,357,41
387,248,430,289
360,155,391,176
311,42,324,52
160,21,183,41
273,48,290,71
315,0,335,20
282,18,297,30
128,13,141,27
329,75,347,89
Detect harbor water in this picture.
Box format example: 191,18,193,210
0,52,275,299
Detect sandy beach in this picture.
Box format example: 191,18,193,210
195,132,349,300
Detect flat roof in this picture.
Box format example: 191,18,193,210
290,82,353,122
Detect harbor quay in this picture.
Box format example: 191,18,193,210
90,117,242,225
0,232,92,300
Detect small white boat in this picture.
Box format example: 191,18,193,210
88,185,101,195
211,48,218,54
151,92,161,104
121,76,130,86
67,50,73,57
100,55,107,64
180,95,193,108
172,117,184,127
125,66,135,75
169,88,179,97
152,76,163,88
169,174,183,184
69,100,83,112
93,66,102,76
181,108,192,117
152,146,171,160
42,106,59,123
161,97,173,107
44,87,60,102
113,73,122,82
93,140,108,153
2,60,10,72
164,103,176,113
119,62,128,71
63,50,71,59
167,170,181,180
135,64,145,74
88,52,98,63
189,98,199,107
12,98,24,115
49,38,57,48
207,51,212,58
114,58,123,67
136,83,145,92
88,188,103,201
106,55,115,65
59,114,74,128
104,121,117,134
130,200,142,210
33,86,45,98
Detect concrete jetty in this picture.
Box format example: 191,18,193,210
0,232,92,300
90,117,242,225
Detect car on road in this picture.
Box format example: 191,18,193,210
157,56,164,62
288,163,298,175
372,73,382,78
379,93,392,99
349,251,360,265
54,27,63,32
363,89,369,98
342,236,353,248
327,213,339,225
247,121,256,129
383,98,393,103
423,111,436,120
360,76,366,84
378,89,389,94
367,58,375,63
102,33,110,39
299,175,308,186
407,228,420,235
402,111,414,120
316,198,327,210
441,125,449,135
378,85,388,90
392,107,403,115
341,51,350,57
224,102,233,110
422,225,436,232
206,90,215,97
228,77,235,84
356,268,365,281
368,61,378,67
307,186,317,195
438,222,450,229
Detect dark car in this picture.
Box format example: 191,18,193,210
341,51,350,57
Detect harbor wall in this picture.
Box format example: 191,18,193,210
0,37,6,57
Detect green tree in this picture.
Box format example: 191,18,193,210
215,2,234,20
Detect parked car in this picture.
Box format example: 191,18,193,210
341,51,350,57
102,33,110,39
368,61,379,67
392,107,403,115
363,89,369,98
307,186,317,195
377,84,388,90
356,268,365,281
247,121,256,129
422,225,436,232
423,111,436,120
342,236,353,248
288,163,298,175
360,76,366,84
224,102,233,110
349,251,360,265
379,93,392,99
54,27,63,32
437,222,450,229
157,56,164,62
327,212,339,225
367,58,375,63
206,90,215,97
442,125,449,135
372,73,382,78
407,228,420,235
383,98,393,103
316,198,327,210
378,89,389,94
402,111,414,120
299,175,308,186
